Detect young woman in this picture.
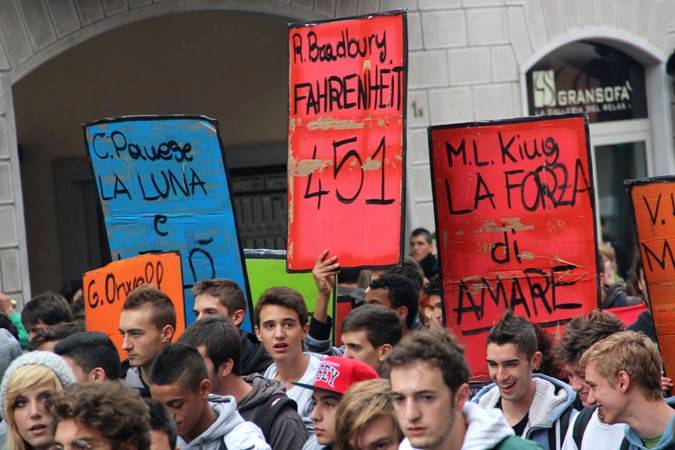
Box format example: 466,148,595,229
0,351,76,450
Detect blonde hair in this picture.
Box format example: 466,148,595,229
580,330,662,400
4,365,64,450
334,379,401,450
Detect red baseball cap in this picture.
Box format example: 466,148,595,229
294,356,379,395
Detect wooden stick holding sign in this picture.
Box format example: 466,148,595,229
428,113,600,380
627,177,675,378
83,252,186,356
287,11,407,271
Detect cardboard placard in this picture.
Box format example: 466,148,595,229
83,252,186,355
287,11,407,271
627,177,675,377
83,116,252,330
429,114,599,380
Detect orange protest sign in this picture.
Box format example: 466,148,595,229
628,177,675,377
83,252,186,355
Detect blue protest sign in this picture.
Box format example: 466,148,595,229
83,116,252,330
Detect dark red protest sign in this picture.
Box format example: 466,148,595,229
429,114,599,380
627,177,675,378
287,11,407,271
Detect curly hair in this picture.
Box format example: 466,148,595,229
50,381,150,450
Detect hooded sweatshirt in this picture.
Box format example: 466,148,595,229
473,374,578,450
399,402,542,450
178,395,270,450
622,397,675,450
0,329,21,381
239,374,308,450
240,329,273,376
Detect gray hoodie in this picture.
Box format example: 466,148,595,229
0,329,20,381
178,395,270,450
239,375,308,450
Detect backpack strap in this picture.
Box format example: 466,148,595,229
572,406,596,449
251,393,298,443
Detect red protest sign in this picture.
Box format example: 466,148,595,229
429,114,599,380
627,177,675,378
83,252,186,356
287,11,407,271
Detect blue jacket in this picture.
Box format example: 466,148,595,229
473,374,578,450
623,396,675,450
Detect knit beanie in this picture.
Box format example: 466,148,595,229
0,351,76,419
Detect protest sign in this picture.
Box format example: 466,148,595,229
429,114,599,379
83,116,252,330
627,177,675,377
287,11,407,271
83,252,185,354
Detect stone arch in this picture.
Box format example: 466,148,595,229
0,0,346,303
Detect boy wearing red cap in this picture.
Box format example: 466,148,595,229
296,356,379,450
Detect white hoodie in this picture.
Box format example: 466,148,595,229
399,402,515,450
178,395,270,450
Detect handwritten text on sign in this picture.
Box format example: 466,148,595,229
83,252,186,355
287,12,407,271
84,116,251,329
628,178,675,378
429,115,599,379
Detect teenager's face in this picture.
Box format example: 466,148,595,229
364,288,392,309
12,381,57,450
390,361,464,450
486,343,539,402
352,415,399,450
193,294,230,321
255,305,307,363
409,236,433,262
195,345,224,394
54,419,112,450
562,361,591,407
150,381,209,441
342,330,385,370
310,390,341,445
424,295,443,326
119,306,172,369
584,362,627,424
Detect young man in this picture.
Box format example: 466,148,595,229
556,310,626,450
192,278,272,374
145,398,178,450
179,316,308,450
119,285,176,397
387,331,540,450
28,321,84,351
51,381,151,450
335,378,402,450
21,292,73,340
53,331,121,382
581,331,675,450
295,356,379,450
409,228,438,279
421,275,443,330
255,286,323,430
364,273,420,333
473,311,576,450
149,343,270,450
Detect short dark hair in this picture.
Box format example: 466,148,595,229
54,332,121,380
123,286,176,331
411,228,433,244
179,316,242,376
423,275,442,297
149,343,207,392
341,304,402,348
192,278,246,314
0,313,18,341
254,287,308,327
557,309,625,364
29,321,85,351
145,398,177,450
384,257,424,292
486,310,538,359
385,331,469,392
21,292,73,329
50,381,151,450
369,274,419,329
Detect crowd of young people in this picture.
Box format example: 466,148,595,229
0,230,672,450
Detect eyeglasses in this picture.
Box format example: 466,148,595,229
49,439,106,450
